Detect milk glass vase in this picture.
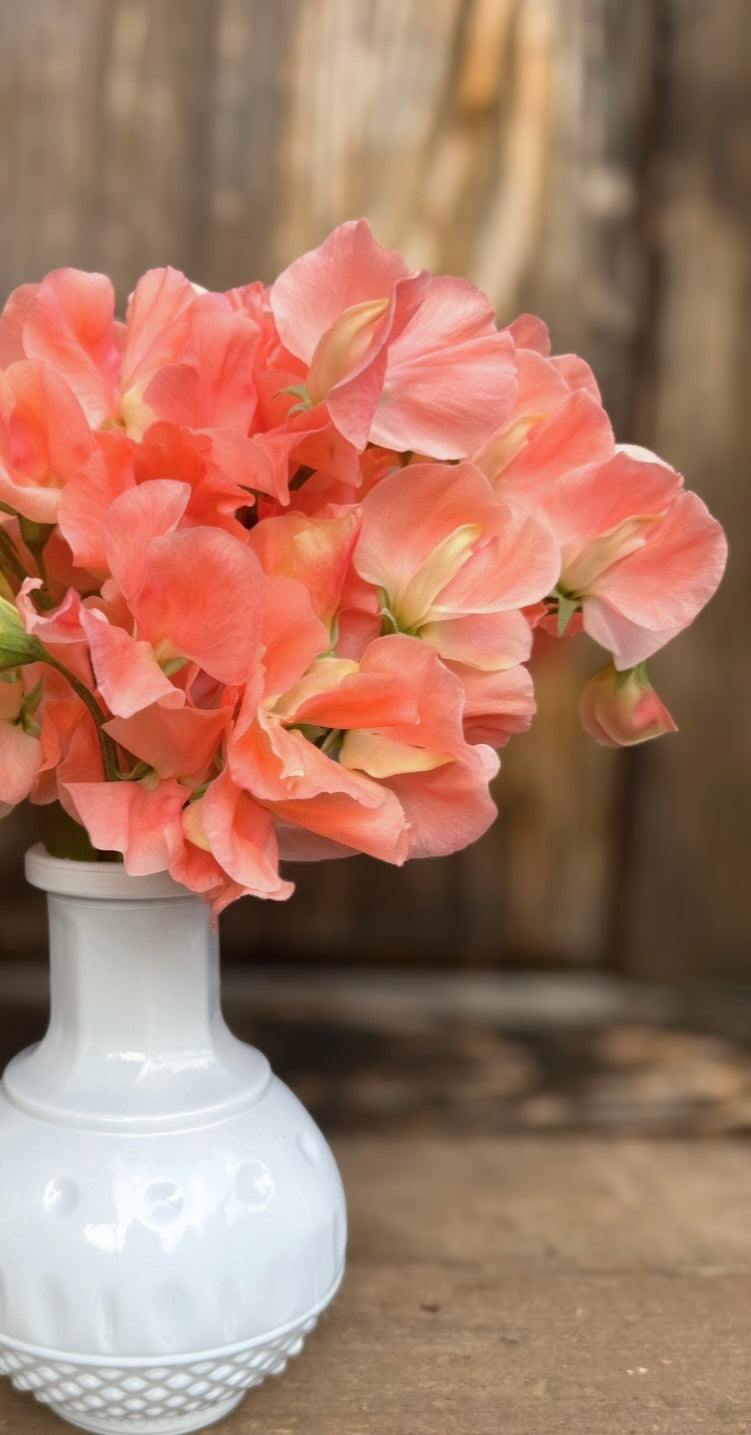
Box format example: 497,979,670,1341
0,846,346,1434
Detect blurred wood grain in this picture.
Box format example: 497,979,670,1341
0,0,748,976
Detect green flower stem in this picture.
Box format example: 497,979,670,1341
40,650,120,782
0,527,30,587
19,518,55,588
32,544,48,586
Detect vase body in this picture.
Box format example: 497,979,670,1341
0,846,346,1434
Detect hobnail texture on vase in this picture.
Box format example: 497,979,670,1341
0,1312,320,1433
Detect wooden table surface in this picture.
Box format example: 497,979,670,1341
2,1136,750,1435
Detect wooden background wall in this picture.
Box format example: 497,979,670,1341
0,0,748,978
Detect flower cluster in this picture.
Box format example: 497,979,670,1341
0,221,727,911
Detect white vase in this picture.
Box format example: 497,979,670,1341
0,845,346,1434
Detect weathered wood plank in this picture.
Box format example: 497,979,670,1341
625,0,751,978
1,1139,751,1433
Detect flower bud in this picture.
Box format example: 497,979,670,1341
579,661,678,747
307,298,390,403
0,596,42,670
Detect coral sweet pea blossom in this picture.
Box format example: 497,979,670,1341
0,222,727,913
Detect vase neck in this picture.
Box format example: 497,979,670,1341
3,878,269,1132
46,892,221,1058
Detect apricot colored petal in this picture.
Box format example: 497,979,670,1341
199,770,293,899
291,669,421,731
55,706,106,801
166,836,231,899
0,720,42,806
371,278,517,457
585,489,727,658
30,695,81,805
229,708,410,863
259,575,330,699
456,663,536,747
251,510,362,625
543,452,682,552
143,309,260,430
17,581,86,645
268,787,409,865
0,360,96,523
79,607,183,718
498,346,569,419
132,423,264,530
64,777,187,873
434,511,560,616
486,390,614,497
383,744,499,858
318,273,427,450
104,480,191,602
321,347,388,451
58,429,136,570
120,267,216,392
135,528,266,684
420,609,533,671
272,821,360,862
229,711,383,804
581,601,684,670
204,429,288,504
104,704,228,780
355,634,470,757
270,219,409,363
22,269,120,425
552,353,601,401
503,313,551,354
0,283,38,366
291,425,362,494
355,461,492,603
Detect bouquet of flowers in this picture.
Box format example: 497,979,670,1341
0,221,726,914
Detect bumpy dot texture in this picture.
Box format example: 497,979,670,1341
0,1315,317,1427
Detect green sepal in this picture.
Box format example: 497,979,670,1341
556,593,578,638
614,661,650,693
0,596,43,670
19,677,44,735
276,383,312,411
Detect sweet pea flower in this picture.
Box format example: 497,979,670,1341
271,220,518,457
0,232,728,909
0,268,123,426
538,450,728,668
354,461,559,668
0,361,96,524
80,480,266,717
579,662,678,747
473,319,614,503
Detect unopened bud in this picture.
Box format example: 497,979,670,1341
0,597,42,670
579,661,677,747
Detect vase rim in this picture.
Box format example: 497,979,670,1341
25,844,193,902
